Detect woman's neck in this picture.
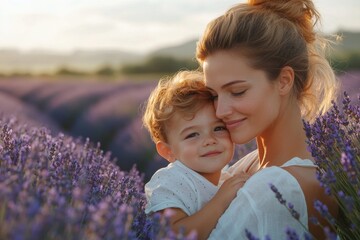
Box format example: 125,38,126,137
257,103,312,168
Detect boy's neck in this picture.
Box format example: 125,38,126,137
200,171,221,185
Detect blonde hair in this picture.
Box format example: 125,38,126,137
196,0,338,121
142,70,213,143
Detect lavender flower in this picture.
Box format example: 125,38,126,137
0,115,188,239
285,227,300,240
245,229,260,240
288,203,300,220
323,227,338,240
268,183,313,239
304,92,359,239
269,183,286,205
313,200,336,225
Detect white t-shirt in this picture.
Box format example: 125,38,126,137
209,152,317,239
145,160,219,215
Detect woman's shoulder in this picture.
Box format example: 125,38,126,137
245,166,298,189
241,166,305,203
232,156,317,190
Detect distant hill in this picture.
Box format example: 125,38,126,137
149,39,197,59
0,31,359,74
149,30,360,59
332,30,360,53
0,49,142,74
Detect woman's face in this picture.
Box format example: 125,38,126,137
203,50,282,144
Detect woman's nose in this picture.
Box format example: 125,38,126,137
215,96,232,119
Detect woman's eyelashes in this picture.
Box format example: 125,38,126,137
208,90,218,100
210,89,247,100
231,89,247,96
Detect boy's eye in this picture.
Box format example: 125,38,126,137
185,132,199,139
214,126,227,131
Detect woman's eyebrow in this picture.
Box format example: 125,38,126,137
221,80,246,89
207,80,246,91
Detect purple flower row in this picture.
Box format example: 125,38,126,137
303,92,359,239
0,115,194,239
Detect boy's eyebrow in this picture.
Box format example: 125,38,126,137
179,126,196,135
206,80,246,91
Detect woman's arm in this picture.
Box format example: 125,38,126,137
165,174,248,240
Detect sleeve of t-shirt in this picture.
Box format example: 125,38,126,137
144,168,196,216
208,167,308,240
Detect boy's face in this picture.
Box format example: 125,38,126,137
158,103,234,174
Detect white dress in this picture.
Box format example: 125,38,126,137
145,160,219,215
209,151,317,240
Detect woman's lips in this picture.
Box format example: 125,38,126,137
225,118,246,129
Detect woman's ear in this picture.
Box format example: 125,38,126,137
156,141,175,163
277,66,294,95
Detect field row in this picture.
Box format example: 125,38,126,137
0,71,359,180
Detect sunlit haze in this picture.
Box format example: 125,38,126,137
1,0,359,54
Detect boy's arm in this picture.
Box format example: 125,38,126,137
166,174,249,240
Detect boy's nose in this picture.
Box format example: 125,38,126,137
204,134,217,146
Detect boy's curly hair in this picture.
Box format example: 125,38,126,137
142,70,213,143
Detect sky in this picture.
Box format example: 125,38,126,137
0,0,359,54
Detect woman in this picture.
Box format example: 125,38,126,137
196,0,339,239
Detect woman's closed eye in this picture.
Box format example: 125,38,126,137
232,90,247,96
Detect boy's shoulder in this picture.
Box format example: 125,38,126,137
144,161,201,201
146,161,193,183
148,160,192,178
151,160,188,174
145,160,212,189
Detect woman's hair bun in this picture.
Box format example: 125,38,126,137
247,0,319,44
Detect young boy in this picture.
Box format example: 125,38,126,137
142,70,247,239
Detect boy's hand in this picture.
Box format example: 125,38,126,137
213,173,251,210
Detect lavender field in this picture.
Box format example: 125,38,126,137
0,71,359,240
0,71,359,181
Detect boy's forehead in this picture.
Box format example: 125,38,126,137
167,111,193,127
165,111,195,134
167,103,216,127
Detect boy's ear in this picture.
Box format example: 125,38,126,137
156,141,175,163
277,66,294,95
